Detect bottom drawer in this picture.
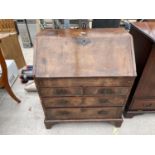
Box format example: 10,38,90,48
46,107,122,120
131,99,155,110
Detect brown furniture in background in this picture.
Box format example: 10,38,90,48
34,28,136,129
0,47,20,103
0,32,26,69
124,22,155,117
0,19,16,33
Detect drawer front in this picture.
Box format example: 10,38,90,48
83,96,125,107
131,99,155,110
39,87,83,97
42,96,125,108
35,77,134,88
42,97,83,108
84,87,129,96
46,107,122,120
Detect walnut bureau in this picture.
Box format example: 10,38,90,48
124,22,155,117
34,28,136,129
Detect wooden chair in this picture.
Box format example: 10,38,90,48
0,46,21,103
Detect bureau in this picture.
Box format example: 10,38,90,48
124,22,155,117
34,28,136,129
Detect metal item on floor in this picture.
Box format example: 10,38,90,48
20,65,34,84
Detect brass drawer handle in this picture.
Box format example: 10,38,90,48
98,98,109,104
57,99,69,106
98,88,113,94
98,110,108,115
54,89,69,95
58,111,70,116
143,103,152,108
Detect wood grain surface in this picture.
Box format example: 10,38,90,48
34,28,136,128
36,77,134,87
42,96,125,108
46,107,122,120
34,28,136,78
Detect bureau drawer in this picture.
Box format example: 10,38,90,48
84,87,129,96
42,97,83,108
36,77,134,87
46,107,122,120
131,99,155,110
83,96,125,107
42,96,125,108
39,87,83,97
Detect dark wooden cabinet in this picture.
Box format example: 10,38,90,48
124,22,155,117
34,28,136,129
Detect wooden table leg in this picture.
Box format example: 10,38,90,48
4,81,21,103
0,46,21,103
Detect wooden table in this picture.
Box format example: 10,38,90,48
124,22,155,117
34,28,136,129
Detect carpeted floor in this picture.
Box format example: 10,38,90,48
0,36,155,135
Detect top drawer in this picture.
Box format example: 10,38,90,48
38,86,129,97
35,77,134,88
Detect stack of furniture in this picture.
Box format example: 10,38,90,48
34,28,136,129
125,22,155,117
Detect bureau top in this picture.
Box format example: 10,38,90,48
34,28,136,78
131,22,155,42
